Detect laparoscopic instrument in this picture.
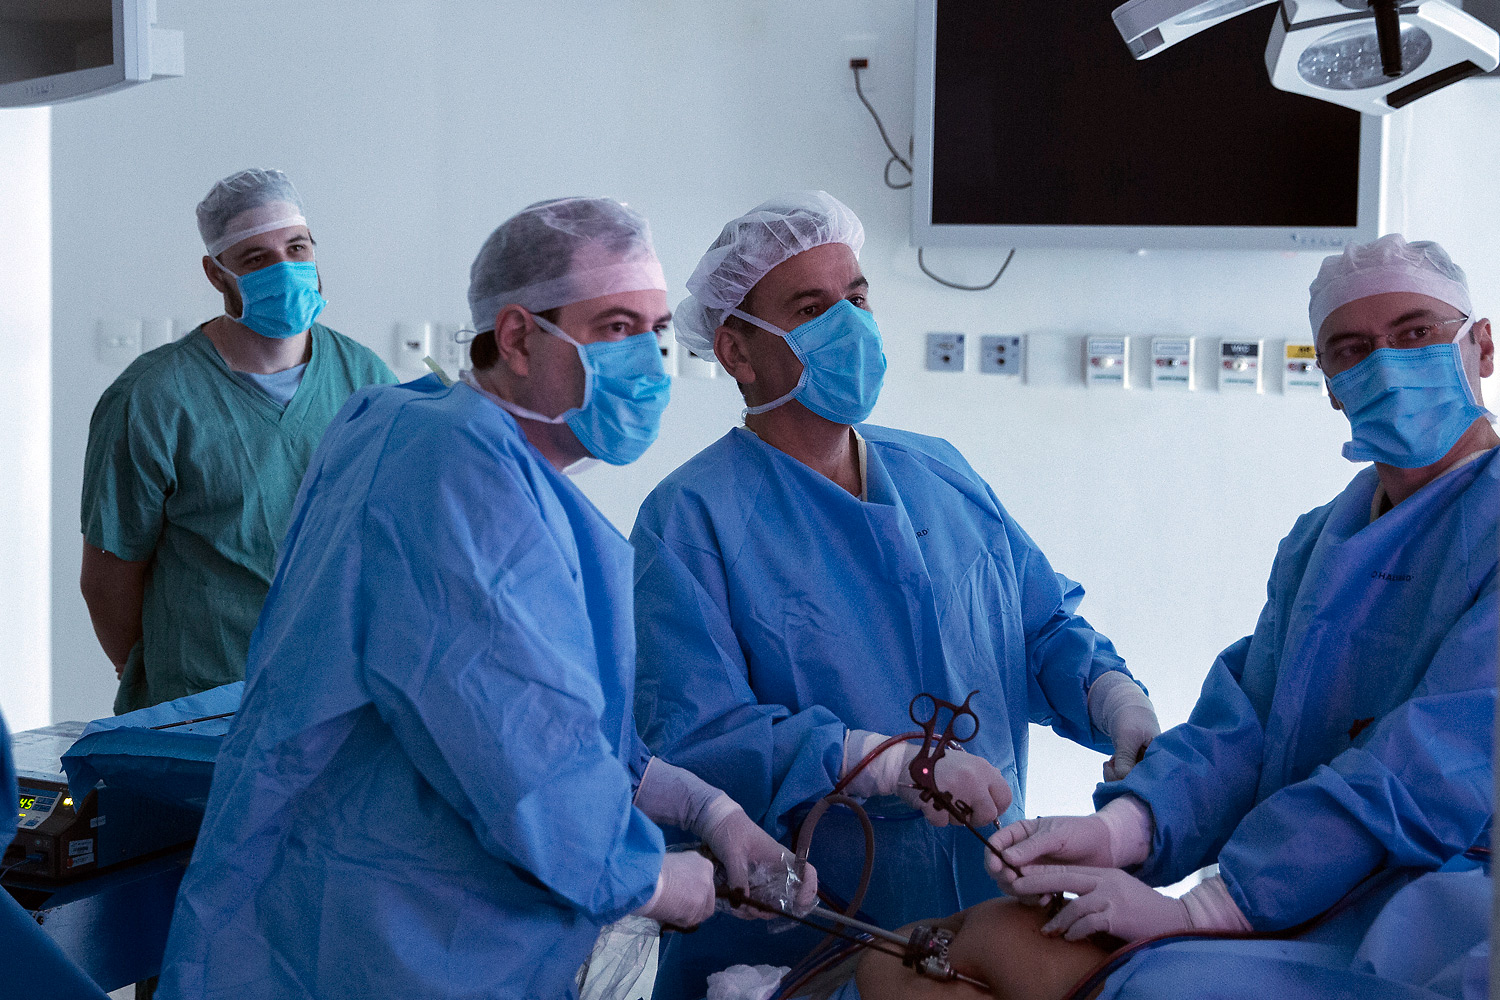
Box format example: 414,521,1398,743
686,689,1029,994
716,885,988,990
902,691,1026,885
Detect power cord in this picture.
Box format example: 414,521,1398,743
918,247,1016,291
849,60,1017,292
851,61,912,190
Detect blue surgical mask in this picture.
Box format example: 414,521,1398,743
729,298,887,425
1328,319,1492,468
479,313,671,466
217,259,327,340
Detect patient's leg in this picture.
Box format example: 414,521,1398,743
854,897,1110,1000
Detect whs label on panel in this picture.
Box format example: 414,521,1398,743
1284,342,1326,395
1150,337,1194,390
1219,340,1263,393
1085,337,1129,388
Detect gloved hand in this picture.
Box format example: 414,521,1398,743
842,730,1012,828
1087,672,1161,781
634,758,817,919
635,851,716,929
986,796,1153,897
1011,866,1189,943
699,798,820,919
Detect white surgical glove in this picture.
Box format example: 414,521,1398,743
634,758,817,919
699,801,819,919
1087,672,1161,781
841,730,1012,828
1011,867,1252,943
986,796,1153,897
635,851,716,928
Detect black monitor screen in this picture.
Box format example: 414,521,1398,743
931,0,1364,229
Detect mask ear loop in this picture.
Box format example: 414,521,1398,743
729,307,810,418
460,312,591,425
211,257,248,321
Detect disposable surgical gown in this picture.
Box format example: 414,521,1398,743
156,375,663,1000
633,426,1131,998
82,324,396,713
1098,450,1496,932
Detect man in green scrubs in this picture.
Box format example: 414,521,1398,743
81,168,397,713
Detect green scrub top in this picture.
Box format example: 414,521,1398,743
82,323,398,713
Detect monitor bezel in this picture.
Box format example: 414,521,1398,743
910,0,1389,252
0,0,150,109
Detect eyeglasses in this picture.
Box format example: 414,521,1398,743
1317,315,1470,371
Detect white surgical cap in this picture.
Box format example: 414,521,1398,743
467,197,666,332
676,191,866,355
196,168,308,258
1309,233,1471,340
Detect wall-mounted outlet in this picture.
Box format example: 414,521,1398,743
979,335,1025,377
926,332,965,372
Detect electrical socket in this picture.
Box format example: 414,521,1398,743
979,335,1025,377
842,33,879,92
926,332,965,372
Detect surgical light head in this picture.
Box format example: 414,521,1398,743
1112,0,1499,114
676,190,865,356
467,197,666,333
196,168,308,259
1308,233,1471,339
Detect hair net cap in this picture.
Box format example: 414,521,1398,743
196,168,308,258
1309,233,1471,339
467,197,667,332
675,191,866,355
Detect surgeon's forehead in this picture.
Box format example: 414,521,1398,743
750,243,864,307
1317,290,1460,345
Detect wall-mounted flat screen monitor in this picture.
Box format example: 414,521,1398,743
912,0,1388,251
0,0,159,107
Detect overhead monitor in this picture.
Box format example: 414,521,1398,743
0,0,182,108
912,0,1388,252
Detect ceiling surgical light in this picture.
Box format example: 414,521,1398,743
1112,0,1499,113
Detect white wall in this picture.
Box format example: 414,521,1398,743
0,107,52,732
42,2,1500,816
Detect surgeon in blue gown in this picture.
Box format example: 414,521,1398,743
632,192,1159,999
963,235,1496,1000
157,198,812,1000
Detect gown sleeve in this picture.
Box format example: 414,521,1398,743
998,496,1132,751
1094,627,1269,887
1217,571,1496,930
1091,521,1299,886
631,502,846,840
356,419,663,920
81,375,174,561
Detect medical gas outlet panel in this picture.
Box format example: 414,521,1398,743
918,332,1325,396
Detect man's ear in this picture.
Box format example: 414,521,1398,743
1474,318,1494,380
714,324,755,385
493,306,535,378
202,256,232,295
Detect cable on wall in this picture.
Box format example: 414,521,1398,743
850,61,1017,292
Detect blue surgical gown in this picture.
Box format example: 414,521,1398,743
632,426,1131,998
1098,449,1497,933
157,375,663,1000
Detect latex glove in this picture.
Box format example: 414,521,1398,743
986,796,1153,897
699,799,820,919
1012,866,1189,942
842,730,1012,828
1087,672,1161,781
634,758,816,919
635,851,716,929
